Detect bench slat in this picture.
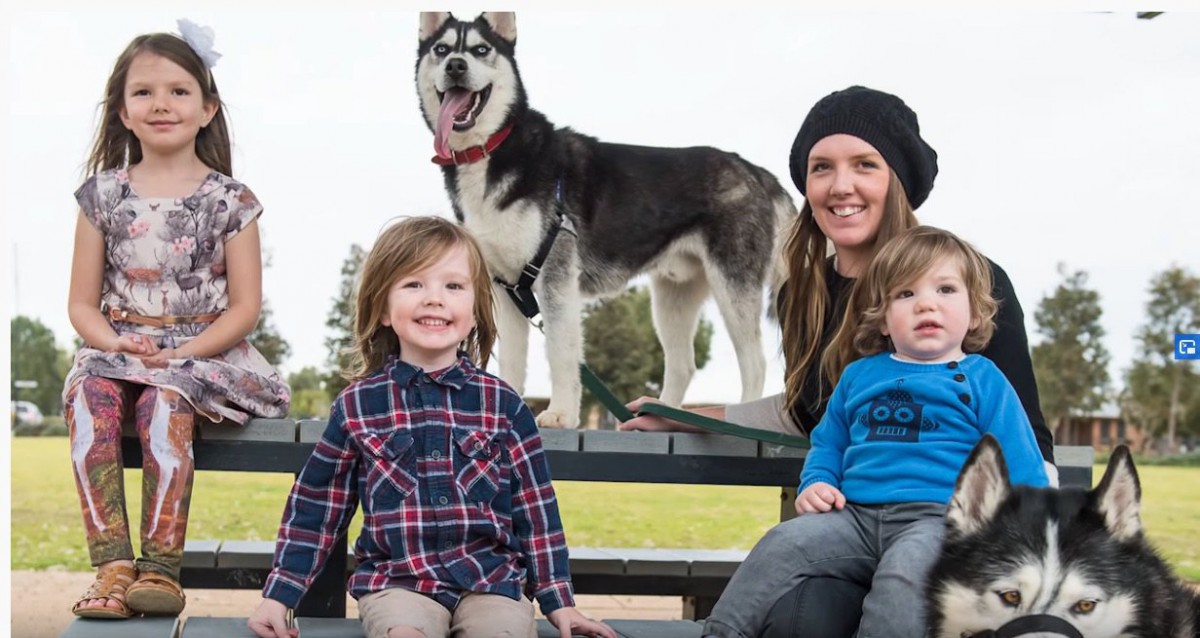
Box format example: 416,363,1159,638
295,617,367,637
759,441,807,459
606,619,703,638
182,539,220,568
671,432,758,457
569,546,627,575
582,430,670,454
604,547,691,577
178,617,256,638
539,428,582,451
298,419,328,443
61,617,180,638
677,549,751,578
201,419,297,442
217,540,277,569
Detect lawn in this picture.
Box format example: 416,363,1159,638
11,438,1200,581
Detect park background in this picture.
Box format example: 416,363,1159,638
5,4,1200,636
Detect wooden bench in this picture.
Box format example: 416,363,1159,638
60,420,1094,638
62,616,705,638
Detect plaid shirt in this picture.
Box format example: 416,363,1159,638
262,355,575,615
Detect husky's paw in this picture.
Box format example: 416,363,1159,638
536,409,579,429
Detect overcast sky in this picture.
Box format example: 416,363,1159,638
4,7,1199,408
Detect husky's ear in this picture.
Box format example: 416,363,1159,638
945,436,1012,537
420,12,451,41
1093,445,1142,542
482,12,517,43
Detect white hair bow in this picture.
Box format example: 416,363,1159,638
176,18,221,68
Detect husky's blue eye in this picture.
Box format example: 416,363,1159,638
472,45,490,56
434,44,450,56
998,590,1021,607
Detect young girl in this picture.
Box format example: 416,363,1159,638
702,226,1050,638
248,217,613,638
64,20,290,619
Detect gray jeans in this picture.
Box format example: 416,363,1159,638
704,501,946,638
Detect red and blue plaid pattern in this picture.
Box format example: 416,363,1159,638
262,355,575,614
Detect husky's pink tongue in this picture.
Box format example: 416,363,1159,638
435,88,474,160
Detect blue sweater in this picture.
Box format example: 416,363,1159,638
800,353,1049,505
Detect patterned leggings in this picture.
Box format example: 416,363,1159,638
64,375,196,579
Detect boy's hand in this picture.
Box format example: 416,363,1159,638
796,482,846,515
546,607,618,638
248,598,297,638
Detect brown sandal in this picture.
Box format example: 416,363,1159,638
72,563,136,619
125,570,186,616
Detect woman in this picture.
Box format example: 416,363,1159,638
623,86,1056,636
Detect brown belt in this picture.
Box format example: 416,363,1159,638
107,307,222,328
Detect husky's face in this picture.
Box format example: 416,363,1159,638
928,437,1152,638
416,12,523,161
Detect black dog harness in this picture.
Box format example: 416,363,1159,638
494,177,575,322
969,615,1084,638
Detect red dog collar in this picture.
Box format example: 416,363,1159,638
431,124,514,166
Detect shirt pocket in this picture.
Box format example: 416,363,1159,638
453,429,503,503
359,431,418,511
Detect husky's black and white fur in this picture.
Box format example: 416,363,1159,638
928,436,1200,638
416,12,795,427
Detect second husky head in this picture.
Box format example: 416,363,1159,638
928,436,1198,638
416,12,526,161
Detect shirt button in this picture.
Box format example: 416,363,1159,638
947,361,959,369
443,541,453,551
954,373,966,382
431,450,441,459
474,441,484,452
438,495,449,505
959,393,971,405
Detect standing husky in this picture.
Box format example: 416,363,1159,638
416,12,795,428
928,437,1200,638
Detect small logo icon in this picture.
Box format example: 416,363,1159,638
1177,334,1200,361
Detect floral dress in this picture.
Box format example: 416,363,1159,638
64,168,290,424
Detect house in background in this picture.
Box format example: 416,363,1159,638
1055,409,1148,452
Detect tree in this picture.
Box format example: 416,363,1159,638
287,366,332,419
581,286,713,423
10,316,67,415
325,244,367,397
1123,265,1200,451
247,298,291,367
1030,265,1111,438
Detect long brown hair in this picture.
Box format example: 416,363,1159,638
822,226,997,382
779,171,917,412
345,217,498,381
86,33,232,176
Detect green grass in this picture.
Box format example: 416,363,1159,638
11,438,1200,581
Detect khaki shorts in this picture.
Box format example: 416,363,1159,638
357,587,536,638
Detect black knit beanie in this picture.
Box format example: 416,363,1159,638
790,86,939,209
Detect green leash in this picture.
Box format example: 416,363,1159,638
495,195,806,449
579,363,810,449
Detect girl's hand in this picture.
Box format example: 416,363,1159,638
546,607,618,638
796,482,846,515
247,598,297,638
111,334,159,356
136,348,178,366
